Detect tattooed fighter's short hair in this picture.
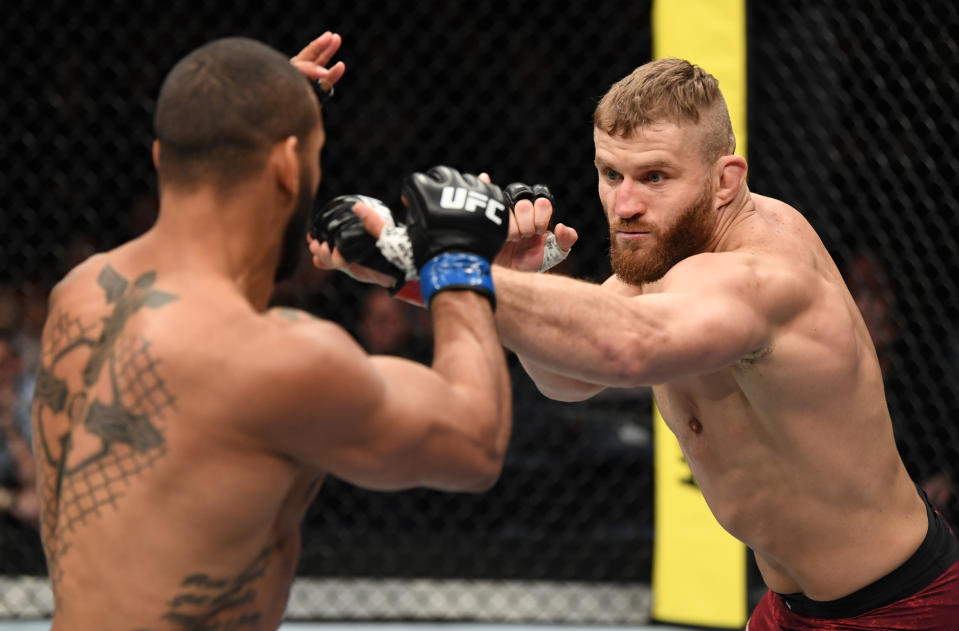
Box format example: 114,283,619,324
154,37,319,190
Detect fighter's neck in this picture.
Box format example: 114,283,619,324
148,192,280,310
704,184,756,254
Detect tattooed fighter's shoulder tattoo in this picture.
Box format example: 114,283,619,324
32,265,178,587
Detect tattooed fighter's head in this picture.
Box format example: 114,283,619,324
152,37,324,281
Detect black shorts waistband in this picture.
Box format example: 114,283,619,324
776,488,959,619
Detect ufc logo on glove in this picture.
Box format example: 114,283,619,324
440,187,506,225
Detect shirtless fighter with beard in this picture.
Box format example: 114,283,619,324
311,57,959,629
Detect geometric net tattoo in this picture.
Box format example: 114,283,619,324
32,265,177,588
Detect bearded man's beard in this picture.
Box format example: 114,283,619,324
609,184,714,286
275,167,314,283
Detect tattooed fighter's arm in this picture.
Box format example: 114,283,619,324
252,296,512,493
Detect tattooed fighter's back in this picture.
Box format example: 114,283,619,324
32,36,513,630
35,256,318,628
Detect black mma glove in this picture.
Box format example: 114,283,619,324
310,194,411,289
401,165,509,308
503,181,554,210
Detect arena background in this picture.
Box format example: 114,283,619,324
1,0,957,626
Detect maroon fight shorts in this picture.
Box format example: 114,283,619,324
746,489,959,630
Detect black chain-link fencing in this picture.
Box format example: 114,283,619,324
749,1,959,528
2,0,957,622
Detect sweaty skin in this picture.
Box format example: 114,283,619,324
492,123,927,602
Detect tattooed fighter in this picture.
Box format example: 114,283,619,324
31,35,511,630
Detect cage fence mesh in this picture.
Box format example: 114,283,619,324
1,0,958,622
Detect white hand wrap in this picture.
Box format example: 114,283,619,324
539,231,569,272
376,224,418,281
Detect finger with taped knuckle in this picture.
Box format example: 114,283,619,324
539,231,570,272
402,165,509,309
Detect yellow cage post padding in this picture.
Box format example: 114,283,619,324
650,1,748,627
652,404,747,627
652,0,747,160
